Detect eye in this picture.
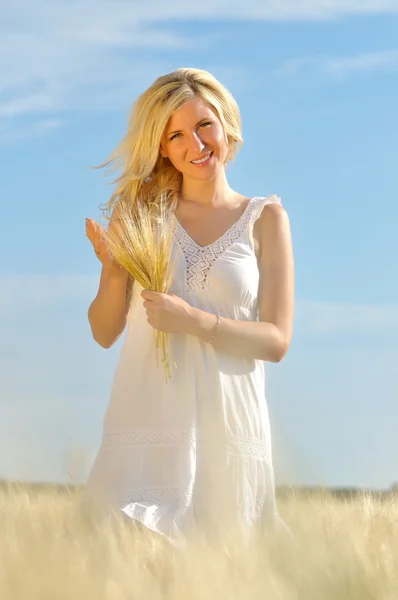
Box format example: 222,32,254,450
199,121,213,128
169,132,182,141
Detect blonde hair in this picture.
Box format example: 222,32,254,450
96,68,243,220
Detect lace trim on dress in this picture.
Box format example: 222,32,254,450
103,428,196,447
103,428,271,462
117,485,193,507
226,433,271,462
173,197,260,292
173,195,282,292
118,487,265,523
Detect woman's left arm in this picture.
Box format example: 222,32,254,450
188,203,295,362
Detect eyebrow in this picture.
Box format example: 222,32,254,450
167,118,213,137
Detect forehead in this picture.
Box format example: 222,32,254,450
166,97,218,131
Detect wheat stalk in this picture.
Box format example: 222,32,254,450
103,195,177,382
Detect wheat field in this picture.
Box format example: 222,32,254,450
1,483,398,599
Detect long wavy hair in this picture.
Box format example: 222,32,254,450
95,68,243,220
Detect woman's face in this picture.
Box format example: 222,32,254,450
160,96,229,181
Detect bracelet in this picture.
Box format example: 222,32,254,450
206,315,221,345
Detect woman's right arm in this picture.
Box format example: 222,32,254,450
85,216,132,348
88,267,131,348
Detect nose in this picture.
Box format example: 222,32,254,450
189,130,205,154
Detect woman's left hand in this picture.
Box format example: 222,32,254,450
141,290,195,334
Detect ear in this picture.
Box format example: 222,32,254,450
159,144,168,158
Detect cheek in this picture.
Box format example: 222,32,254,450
171,152,186,170
210,125,228,149
165,144,184,166
211,128,229,159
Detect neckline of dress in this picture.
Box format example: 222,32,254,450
172,196,258,250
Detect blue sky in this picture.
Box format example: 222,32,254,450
1,1,397,490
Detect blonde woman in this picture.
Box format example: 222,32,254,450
85,68,294,548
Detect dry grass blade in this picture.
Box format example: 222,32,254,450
3,484,398,600
103,195,176,382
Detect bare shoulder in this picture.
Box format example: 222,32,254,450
258,199,289,226
254,199,292,260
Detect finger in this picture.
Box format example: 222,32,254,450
99,228,109,252
85,219,95,242
99,235,108,253
141,289,157,301
87,228,98,252
92,226,103,256
94,224,102,252
98,228,106,244
86,221,103,258
146,315,156,328
96,222,106,238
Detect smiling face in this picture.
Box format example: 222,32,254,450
159,96,229,181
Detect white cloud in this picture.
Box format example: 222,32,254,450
1,0,398,137
324,50,398,77
279,50,398,79
295,300,398,335
0,119,63,144
0,274,97,315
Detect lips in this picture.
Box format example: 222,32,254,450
190,151,213,165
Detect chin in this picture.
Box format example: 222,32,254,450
190,170,220,182
188,162,223,180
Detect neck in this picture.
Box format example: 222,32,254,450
179,169,234,207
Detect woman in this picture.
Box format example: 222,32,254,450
85,68,294,548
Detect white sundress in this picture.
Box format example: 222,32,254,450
86,194,284,548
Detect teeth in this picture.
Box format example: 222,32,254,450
192,152,211,164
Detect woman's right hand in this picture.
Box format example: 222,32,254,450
85,218,127,277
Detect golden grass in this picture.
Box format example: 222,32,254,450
1,484,398,599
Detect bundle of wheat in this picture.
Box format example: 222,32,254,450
103,194,176,382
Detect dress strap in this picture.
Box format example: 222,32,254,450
246,195,283,248
249,195,282,223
